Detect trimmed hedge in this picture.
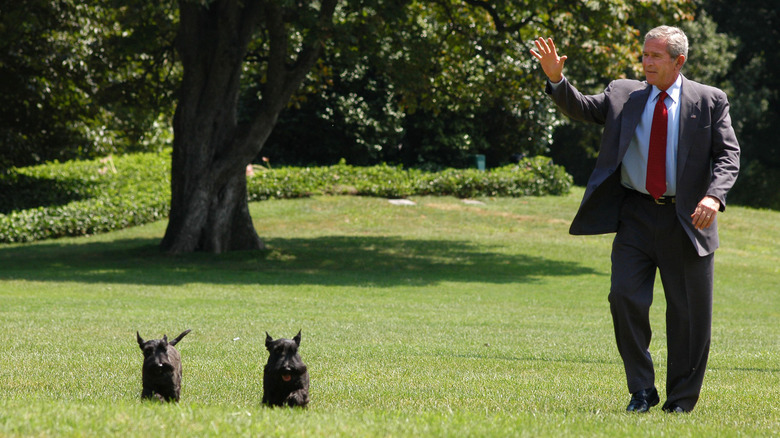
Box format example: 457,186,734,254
246,157,572,200
1,152,571,244
0,153,171,243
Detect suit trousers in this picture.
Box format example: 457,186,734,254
609,190,714,411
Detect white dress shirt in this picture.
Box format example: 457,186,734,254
620,75,682,196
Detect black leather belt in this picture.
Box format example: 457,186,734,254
632,190,676,205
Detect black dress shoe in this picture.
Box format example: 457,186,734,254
662,402,688,413
626,387,660,413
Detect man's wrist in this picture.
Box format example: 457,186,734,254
548,76,564,89
705,195,722,210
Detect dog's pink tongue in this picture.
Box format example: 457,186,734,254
281,374,292,382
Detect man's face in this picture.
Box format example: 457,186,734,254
642,38,684,90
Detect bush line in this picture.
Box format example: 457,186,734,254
0,152,571,243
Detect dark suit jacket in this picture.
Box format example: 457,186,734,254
547,75,740,256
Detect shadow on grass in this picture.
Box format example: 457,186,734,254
0,236,602,286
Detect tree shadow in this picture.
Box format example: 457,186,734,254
0,235,602,287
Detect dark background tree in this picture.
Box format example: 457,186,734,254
701,0,780,209
0,0,179,169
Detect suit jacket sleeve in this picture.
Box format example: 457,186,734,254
706,90,740,211
545,77,610,125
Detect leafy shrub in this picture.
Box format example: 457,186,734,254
247,157,571,201
0,152,171,243
1,153,571,244
417,157,571,198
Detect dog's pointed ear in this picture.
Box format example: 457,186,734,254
294,330,302,346
163,334,168,344
265,332,273,349
136,331,145,348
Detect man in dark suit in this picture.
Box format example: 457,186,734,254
530,26,740,413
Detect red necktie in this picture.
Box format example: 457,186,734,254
646,90,668,199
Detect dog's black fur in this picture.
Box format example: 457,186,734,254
136,329,191,402
262,330,310,407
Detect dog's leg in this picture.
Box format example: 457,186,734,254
141,387,155,400
285,389,310,407
142,387,166,402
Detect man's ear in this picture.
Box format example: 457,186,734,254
676,54,686,70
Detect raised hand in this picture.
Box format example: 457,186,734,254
530,37,568,83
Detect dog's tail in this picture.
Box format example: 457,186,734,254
169,329,192,346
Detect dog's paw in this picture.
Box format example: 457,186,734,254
285,390,310,407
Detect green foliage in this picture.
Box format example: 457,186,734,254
1,153,571,244
0,0,178,168
729,160,780,211
265,0,696,169
681,12,737,88
247,157,571,201
0,153,171,243
418,157,572,198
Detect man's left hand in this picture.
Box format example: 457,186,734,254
691,196,721,230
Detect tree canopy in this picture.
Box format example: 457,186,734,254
264,0,695,169
0,0,178,169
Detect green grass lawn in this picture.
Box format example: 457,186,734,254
0,189,778,437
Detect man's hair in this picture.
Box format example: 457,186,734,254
645,26,688,61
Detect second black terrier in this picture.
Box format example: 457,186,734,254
263,330,310,407
136,329,191,402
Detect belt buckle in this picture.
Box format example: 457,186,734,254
654,197,665,205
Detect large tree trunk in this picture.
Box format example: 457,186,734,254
161,0,337,254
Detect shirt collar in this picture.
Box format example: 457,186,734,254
651,75,682,104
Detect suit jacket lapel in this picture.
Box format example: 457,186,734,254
677,75,701,182
619,85,651,161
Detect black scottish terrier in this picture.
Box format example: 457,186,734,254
136,329,191,402
262,330,310,407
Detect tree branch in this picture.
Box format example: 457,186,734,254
460,0,536,36
241,0,338,151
